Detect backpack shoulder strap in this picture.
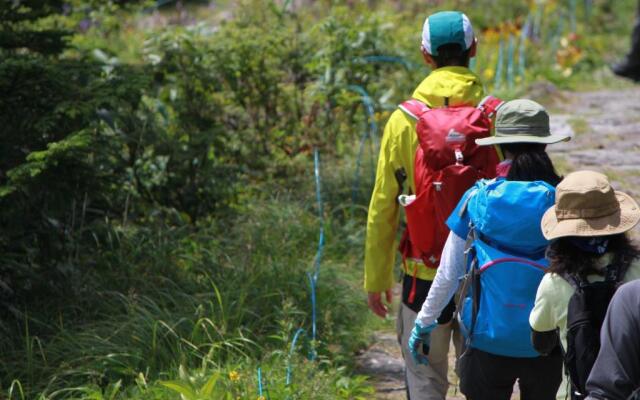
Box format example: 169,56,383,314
463,225,478,270
477,95,505,118
456,224,482,352
399,99,430,120
457,187,480,219
455,225,479,343
562,272,587,291
457,180,491,219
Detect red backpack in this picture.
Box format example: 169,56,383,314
398,96,503,303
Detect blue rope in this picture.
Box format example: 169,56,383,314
494,39,504,89
519,14,531,79
346,85,378,202
549,13,565,57
584,0,593,21
570,0,578,33
357,55,415,70
257,367,264,397
507,34,516,89
268,151,324,398
286,328,307,385
346,85,377,138
308,149,324,358
307,272,318,350
533,7,543,41
313,149,325,281
353,127,370,203
155,0,175,7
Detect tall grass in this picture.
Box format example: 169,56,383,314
0,155,375,398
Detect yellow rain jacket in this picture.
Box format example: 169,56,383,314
364,66,485,293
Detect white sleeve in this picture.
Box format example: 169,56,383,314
415,231,467,327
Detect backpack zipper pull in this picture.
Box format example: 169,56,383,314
455,149,464,165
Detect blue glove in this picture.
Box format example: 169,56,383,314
408,321,437,366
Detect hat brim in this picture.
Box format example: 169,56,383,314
541,191,640,240
476,133,571,146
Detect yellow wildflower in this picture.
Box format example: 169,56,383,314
483,68,495,81
229,370,240,382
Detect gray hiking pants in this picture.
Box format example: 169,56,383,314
397,303,463,400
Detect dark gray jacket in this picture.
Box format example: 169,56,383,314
586,280,640,400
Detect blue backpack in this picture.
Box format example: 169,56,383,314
457,179,555,358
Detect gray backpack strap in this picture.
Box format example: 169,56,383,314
457,184,483,219
455,225,479,352
562,273,581,291
454,186,483,344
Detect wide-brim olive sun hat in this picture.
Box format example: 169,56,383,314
541,170,640,240
476,99,571,146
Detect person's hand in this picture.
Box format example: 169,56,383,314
408,321,437,366
367,289,392,318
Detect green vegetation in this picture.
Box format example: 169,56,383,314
1,0,637,398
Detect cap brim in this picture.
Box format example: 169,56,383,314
476,134,571,146
541,192,640,240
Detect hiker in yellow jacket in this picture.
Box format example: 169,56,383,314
364,11,488,399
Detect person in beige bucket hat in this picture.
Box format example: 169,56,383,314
530,170,640,399
541,170,640,239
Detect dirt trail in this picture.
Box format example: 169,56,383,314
550,87,640,237
356,86,640,399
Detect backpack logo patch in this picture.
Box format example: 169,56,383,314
445,129,466,143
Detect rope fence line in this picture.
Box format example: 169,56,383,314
348,84,379,203
257,149,324,399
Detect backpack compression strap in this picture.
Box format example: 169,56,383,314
399,99,430,120
477,96,505,118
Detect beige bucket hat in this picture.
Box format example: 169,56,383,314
541,171,640,240
476,99,571,146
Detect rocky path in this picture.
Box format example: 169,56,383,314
357,86,640,399
550,87,640,240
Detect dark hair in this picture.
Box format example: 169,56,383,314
432,43,471,68
500,143,562,187
547,234,640,279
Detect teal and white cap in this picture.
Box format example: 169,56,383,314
421,11,474,56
